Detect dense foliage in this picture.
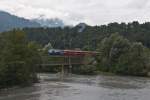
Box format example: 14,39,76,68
1,21,150,89
97,33,150,76
23,21,150,76
0,30,41,88
24,21,150,50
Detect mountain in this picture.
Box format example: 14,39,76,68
0,11,40,32
33,18,65,28
76,23,88,32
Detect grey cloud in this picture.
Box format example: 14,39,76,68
0,0,150,25
127,0,149,9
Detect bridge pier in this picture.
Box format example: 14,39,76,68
60,65,71,80
69,65,72,76
60,65,64,80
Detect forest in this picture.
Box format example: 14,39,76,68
23,21,150,76
24,21,150,49
0,21,150,88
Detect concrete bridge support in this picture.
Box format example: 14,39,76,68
60,65,72,80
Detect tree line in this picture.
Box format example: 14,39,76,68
22,21,150,76
0,21,150,88
24,21,150,50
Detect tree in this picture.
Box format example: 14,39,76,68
117,42,150,76
0,30,40,88
97,33,130,72
97,33,150,76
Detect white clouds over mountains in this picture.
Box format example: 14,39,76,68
0,0,150,25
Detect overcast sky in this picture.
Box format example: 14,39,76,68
0,0,150,25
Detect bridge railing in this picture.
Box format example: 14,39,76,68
41,56,85,66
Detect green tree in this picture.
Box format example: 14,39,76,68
0,30,40,88
117,42,150,76
97,33,150,76
97,33,130,72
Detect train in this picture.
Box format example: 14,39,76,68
48,49,64,56
48,49,99,56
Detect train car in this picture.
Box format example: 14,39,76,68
64,50,86,56
48,49,100,56
48,49,64,56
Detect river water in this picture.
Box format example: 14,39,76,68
1,73,150,100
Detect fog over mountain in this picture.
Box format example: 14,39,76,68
33,18,65,28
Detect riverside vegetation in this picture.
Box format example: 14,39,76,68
0,30,41,89
0,21,150,88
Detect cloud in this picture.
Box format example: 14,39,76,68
0,0,150,25
127,0,149,9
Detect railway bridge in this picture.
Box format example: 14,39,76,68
40,49,100,79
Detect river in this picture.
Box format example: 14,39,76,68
1,73,150,100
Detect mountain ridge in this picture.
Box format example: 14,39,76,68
0,11,41,32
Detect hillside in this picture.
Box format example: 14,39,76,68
23,21,150,49
0,11,40,32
